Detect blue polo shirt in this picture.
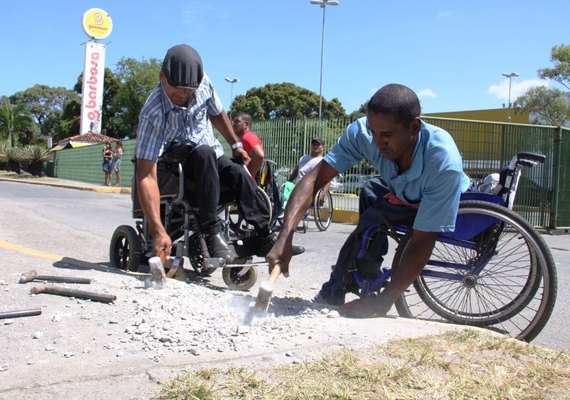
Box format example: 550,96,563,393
324,117,470,232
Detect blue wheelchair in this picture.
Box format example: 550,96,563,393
349,152,557,342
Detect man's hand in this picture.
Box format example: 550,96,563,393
266,232,293,277
233,147,251,165
151,228,172,258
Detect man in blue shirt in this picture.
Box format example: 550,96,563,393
267,83,470,318
135,44,303,263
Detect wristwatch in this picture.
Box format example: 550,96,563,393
231,142,243,150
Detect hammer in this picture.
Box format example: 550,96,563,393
30,284,116,304
244,263,281,325
19,270,91,285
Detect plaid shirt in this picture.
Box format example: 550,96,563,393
135,73,225,161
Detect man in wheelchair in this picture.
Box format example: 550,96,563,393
267,84,470,318
135,44,300,263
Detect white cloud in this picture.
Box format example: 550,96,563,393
437,10,452,18
487,79,549,102
418,88,437,99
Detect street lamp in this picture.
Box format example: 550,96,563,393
224,77,239,109
310,0,339,122
502,72,519,122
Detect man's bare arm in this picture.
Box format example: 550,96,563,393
210,112,250,163
136,159,171,256
248,144,264,177
266,160,338,275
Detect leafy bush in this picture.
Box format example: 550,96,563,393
0,146,24,173
20,145,54,176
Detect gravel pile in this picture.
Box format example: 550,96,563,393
1,270,342,373
120,278,339,361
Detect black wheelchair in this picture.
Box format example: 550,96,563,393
109,144,272,291
348,152,557,342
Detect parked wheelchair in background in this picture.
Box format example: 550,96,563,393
349,152,557,342
109,142,270,291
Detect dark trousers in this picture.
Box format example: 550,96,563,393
183,145,270,235
320,176,418,298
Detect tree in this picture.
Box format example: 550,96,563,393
348,101,368,122
538,44,570,91
0,97,36,148
515,44,570,126
230,82,346,120
514,86,570,126
112,57,162,138
10,85,78,126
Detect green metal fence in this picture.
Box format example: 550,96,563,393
54,140,136,186
52,119,570,230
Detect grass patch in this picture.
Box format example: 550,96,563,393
158,330,570,400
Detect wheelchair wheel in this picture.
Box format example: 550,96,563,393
222,262,258,291
394,200,557,342
313,188,333,231
228,187,273,235
110,225,143,272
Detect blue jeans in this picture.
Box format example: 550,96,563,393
319,176,418,303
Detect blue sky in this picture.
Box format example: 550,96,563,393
1,0,568,114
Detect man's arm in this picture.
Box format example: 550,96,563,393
266,160,338,275
248,144,264,177
381,230,438,303
338,229,438,317
136,159,172,257
210,112,250,163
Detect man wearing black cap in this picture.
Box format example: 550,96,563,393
135,44,301,262
288,137,325,184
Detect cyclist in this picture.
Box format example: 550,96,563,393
267,83,470,318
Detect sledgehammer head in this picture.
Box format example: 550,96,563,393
244,264,281,325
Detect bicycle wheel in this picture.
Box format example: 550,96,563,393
313,188,333,231
394,200,557,342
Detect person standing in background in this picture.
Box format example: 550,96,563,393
112,140,123,186
102,141,114,186
232,112,264,180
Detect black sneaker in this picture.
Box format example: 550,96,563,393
255,231,305,257
204,232,235,262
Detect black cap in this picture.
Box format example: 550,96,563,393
162,44,204,89
312,137,325,145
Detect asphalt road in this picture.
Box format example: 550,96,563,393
0,180,568,351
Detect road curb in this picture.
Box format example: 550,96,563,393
0,176,132,194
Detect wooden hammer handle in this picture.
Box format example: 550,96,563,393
268,263,281,284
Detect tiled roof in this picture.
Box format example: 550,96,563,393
58,132,116,145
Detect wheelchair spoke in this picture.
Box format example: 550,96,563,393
394,200,557,342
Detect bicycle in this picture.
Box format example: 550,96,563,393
349,152,557,342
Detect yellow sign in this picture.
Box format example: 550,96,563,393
82,8,113,40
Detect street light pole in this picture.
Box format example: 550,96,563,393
502,72,519,122
310,0,339,123
224,77,239,114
